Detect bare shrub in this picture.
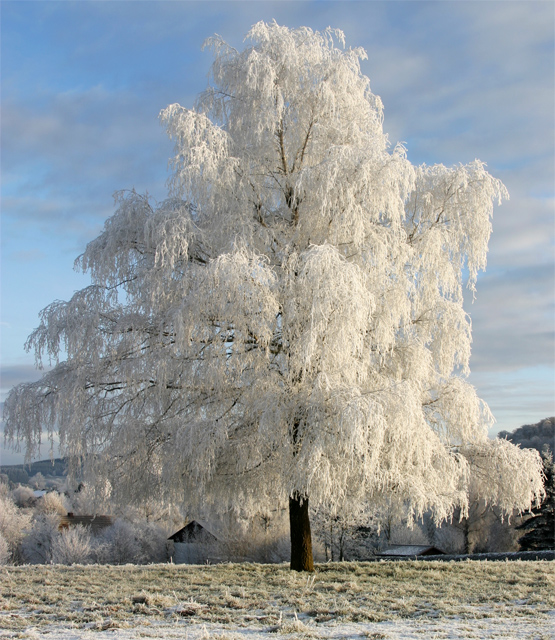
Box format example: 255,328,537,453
95,518,167,564
20,512,60,564
134,520,169,563
94,520,139,564
212,516,290,564
10,484,35,507
0,492,32,563
51,525,92,565
36,491,69,516
214,533,290,564
0,533,10,565
312,512,379,561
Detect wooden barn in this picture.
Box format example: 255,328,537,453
58,513,114,535
167,521,218,564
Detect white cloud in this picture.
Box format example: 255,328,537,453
9,249,47,263
470,366,555,436
468,263,554,372
0,364,48,400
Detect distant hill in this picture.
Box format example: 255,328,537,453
498,417,554,455
0,458,67,485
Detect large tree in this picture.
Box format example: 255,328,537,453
5,23,544,571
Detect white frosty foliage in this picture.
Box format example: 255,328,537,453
95,519,168,565
0,492,32,562
4,22,543,525
0,534,8,566
51,525,93,565
21,513,60,564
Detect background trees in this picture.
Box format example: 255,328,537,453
498,418,554,455
517,450,554,551
498,417,554,552
4,23,545,570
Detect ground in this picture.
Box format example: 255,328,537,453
1,561,553,639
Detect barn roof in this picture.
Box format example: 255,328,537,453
59,514,114,534
377,544,445,557
168,520,217,543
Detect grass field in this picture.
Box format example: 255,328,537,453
1,560,553,639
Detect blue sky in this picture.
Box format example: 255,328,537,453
1,1,554,465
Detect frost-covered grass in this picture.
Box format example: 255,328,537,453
1,560,553,639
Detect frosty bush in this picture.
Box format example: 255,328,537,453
0,492,32,564
51,525,93,565
36,491,69,516
66,482,109,515
133,520,169,563
93,520,136,564
95,519,167,564
21,512,60,564
211,512,291,564
215,529,290,564
11,484,35,507
0,533,10,565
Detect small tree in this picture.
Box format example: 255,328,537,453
4,23,545,571
30,472,46,490
448,499,491,555
311,495,383,561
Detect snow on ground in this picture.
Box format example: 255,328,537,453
10,615,555,640
1,561,553,639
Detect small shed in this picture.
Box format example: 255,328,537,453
167,521,218,564
59,513,114,535
376,544,445,559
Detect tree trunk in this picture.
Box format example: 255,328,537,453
339,526,345,562
463,518,470,555
289,492,314,572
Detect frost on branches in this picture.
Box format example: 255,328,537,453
5,23,544,571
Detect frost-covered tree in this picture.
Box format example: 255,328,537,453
4,22,545,571
29,472,46,490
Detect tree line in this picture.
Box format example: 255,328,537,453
1,415,552,566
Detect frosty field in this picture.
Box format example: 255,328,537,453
1,561,553,639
